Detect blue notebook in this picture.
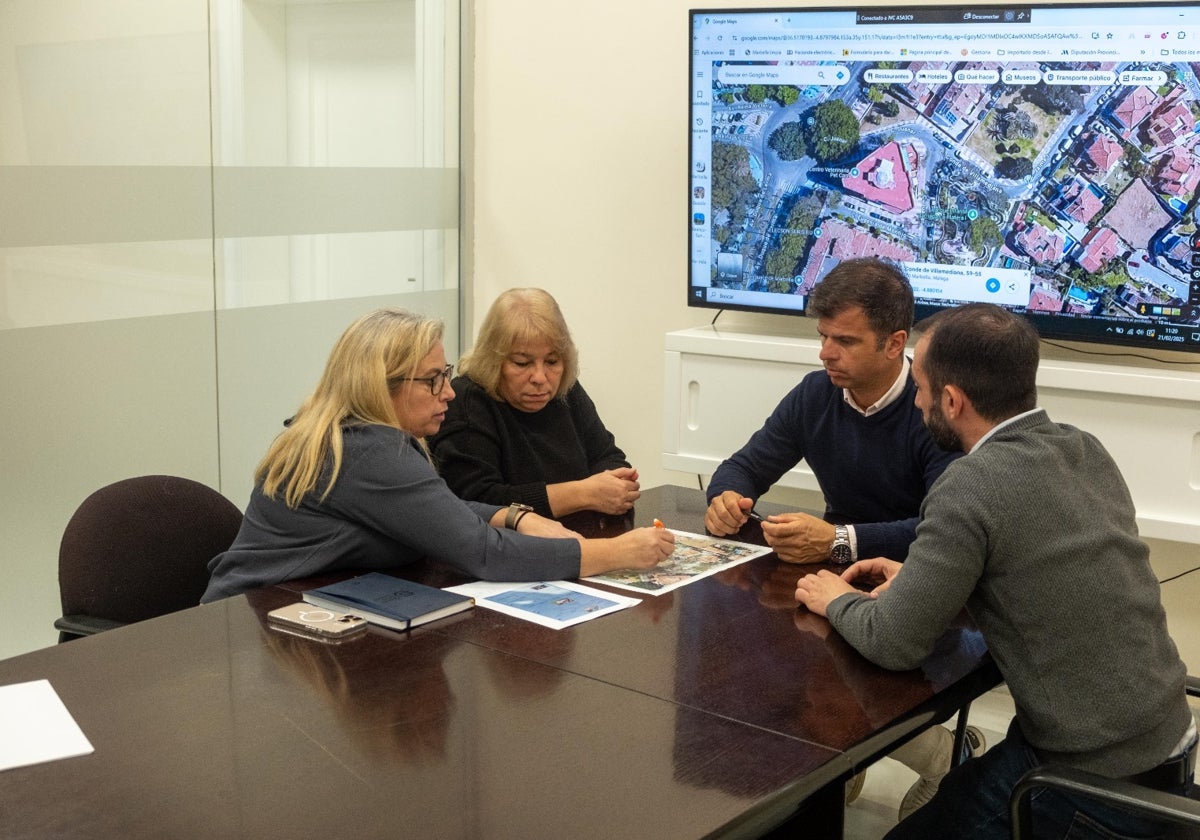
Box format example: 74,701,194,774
302,573,474,631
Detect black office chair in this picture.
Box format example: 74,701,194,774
1010,676,1200,839
54,475,243,642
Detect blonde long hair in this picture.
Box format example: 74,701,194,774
459,288,579,401
257,308,444,508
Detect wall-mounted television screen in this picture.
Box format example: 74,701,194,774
689,3,1200,351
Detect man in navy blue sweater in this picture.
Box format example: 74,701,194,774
705,257,968,819
706,257,958,565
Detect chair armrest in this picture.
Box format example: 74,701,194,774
54,614,127,639
1010,764,1200,840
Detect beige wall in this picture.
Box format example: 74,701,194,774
468,0,823,503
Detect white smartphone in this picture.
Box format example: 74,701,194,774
267,602,369,640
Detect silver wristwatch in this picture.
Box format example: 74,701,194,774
830,525,853,565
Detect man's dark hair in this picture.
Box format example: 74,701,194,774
917,303,1039,422
807,257,914,347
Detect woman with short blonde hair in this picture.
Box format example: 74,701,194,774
431,288,640,519
459,288,579,400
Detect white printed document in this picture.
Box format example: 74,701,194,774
446,580,640,629
0,679,94,772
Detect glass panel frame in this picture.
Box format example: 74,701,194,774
0,0,461,658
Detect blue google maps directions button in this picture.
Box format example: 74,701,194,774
986,277,1001,293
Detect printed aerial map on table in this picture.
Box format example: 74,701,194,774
585,530,772,595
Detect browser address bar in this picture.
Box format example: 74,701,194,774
716,65,851,86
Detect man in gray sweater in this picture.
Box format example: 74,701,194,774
796,303,1195,838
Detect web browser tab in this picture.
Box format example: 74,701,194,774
856,7,1033,24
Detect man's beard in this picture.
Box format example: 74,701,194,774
925,402,963,452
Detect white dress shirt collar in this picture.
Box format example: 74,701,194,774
969,407,1043,453
843,356,910,417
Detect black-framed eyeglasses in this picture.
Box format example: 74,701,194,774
398,364,454,396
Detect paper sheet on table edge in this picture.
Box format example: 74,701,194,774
0,679,94,772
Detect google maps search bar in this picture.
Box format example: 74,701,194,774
716,65,851,86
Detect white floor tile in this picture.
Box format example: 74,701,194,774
844,686,1015,839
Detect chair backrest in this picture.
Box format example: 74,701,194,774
1010,764,1200,839
1011,678,1200,839
58,475,243,628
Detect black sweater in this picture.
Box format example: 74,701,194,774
429,376,629,517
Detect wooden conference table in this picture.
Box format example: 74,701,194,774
0,486,1000,839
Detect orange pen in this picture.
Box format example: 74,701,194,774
653,518,666,529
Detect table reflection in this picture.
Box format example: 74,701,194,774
258,621,456,764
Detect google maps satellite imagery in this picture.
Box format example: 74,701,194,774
703,58,1200,336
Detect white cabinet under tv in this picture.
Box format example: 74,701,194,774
663,326,1200,543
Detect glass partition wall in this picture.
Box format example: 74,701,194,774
0,0,461,658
